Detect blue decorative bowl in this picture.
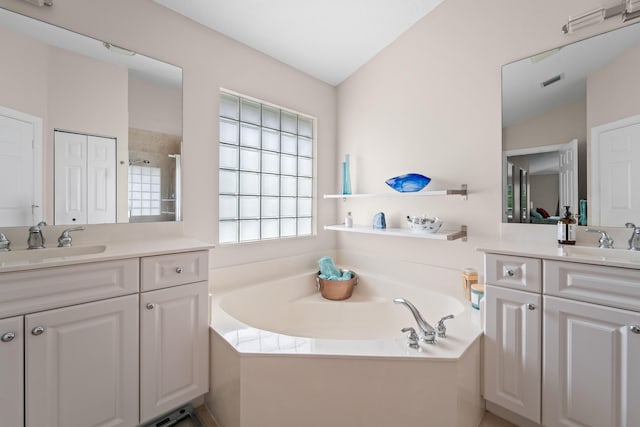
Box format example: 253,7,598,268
385,173,431,193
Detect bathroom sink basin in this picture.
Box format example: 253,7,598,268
0,245,107,263
563,246,640,263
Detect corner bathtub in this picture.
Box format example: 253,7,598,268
208,272,484,427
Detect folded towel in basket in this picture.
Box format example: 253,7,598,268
318,256,346,280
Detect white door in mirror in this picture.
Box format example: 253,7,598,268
54,130,116,225
592,116,640,226
0,106,41,227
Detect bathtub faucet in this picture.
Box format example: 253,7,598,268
393,298,437,344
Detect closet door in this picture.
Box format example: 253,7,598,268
54,131,87,225
87,135,116,224
54,131,116,225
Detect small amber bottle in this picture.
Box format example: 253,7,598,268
557,205,576,245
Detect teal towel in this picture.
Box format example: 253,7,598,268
318,256,342,280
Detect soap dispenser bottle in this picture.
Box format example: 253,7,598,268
557,205,576,245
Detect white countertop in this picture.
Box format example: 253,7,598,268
0,238,213,273
478,241,640,270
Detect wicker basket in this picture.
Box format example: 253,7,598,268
316,271,358,301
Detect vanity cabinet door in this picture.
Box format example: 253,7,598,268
543,296,640,427
25,294,139,427
0,316,23,427
139,281,208,423
484,285,542,423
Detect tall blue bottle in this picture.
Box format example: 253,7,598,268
342,154,352,195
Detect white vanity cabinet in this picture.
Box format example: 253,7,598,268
26,294,139,427
0,244,211,427
484,254,542,423
483,251,640,427
139,252,209,423
0,316,24,427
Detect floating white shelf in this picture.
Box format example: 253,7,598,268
323,184,467,200
324,224,467,241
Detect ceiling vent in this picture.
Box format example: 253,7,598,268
541,73,564,88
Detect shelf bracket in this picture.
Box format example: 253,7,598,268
461,184,468,200
461,224,467,242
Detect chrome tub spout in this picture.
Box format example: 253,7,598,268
393,298,437,344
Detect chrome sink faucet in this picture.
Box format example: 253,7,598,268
626,223,640,251
27,221,47,249
58,226,85,247
394,298,454,345
0,232,10,252
586,228,614,249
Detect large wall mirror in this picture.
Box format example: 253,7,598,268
0,7,182,228
502,21,640,227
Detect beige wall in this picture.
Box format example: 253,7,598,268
503,98,586,151
129,76,182,137
0,26,48,119
0,0,337,272
587,42,640,130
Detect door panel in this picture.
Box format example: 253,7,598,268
0,109,39,226
26,294,139,427
484,285,541,423
55,131,117,225
543,296,640,427
87,135,116,224
140,281,208,423
592,117,640,226
559,139,578,213
55,131,87,225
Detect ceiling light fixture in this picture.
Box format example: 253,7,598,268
102,42,136,56
21,0,52,6
562,8,606,34
561,2,634,33
623,0,640,21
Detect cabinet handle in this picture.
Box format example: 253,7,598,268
1,332,15,342
31,326,45,336
630,325,640,334
146,303,155,310
527,304,536,311
175,266,183,274
506,269,515,277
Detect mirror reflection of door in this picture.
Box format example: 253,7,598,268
506,162,528,223
0,106,42,226
54,130,116,225
591,115,640,226
503,139,578,224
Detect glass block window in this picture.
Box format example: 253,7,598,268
128,166,161,217
219,92,314,244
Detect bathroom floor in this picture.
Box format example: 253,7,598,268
178,407,515,427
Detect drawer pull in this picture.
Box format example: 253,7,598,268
506,269,516,277
175,266,184,274
146,303,155,310
1,332,15,342
630,325,640,334
527,304,536,311
31,326,45,336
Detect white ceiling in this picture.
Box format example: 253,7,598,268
152,0,445,86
